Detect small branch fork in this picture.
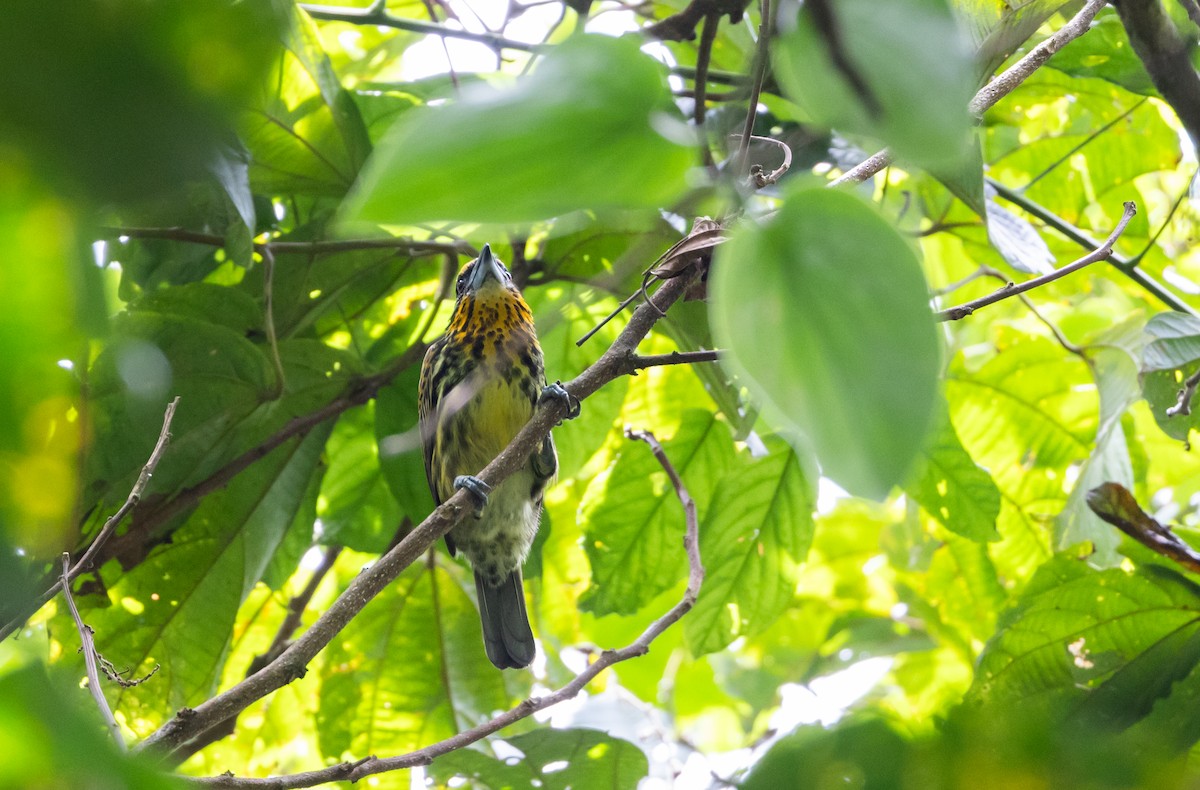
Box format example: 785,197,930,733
1167,367,1200,418
141,268,703,763
829,0,1108,187
60,553,125,749
184,429,704,789
935,202,1137,322
0,397,181,643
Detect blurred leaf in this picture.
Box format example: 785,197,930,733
773,0,975,172
0,1,283,203
321,404,405,553
712,184,940,499
343,34,694,225
376,363,437,531
1142,313,1200,372
686,439,815,655
904,403,1002,542
0,665,183,788
961,0,1072,79
986,194,1056,274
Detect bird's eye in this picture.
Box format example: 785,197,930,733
455,274,466,296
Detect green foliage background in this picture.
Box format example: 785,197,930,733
4,0,1200,787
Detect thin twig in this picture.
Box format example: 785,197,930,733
182,428,703,789
1167,366,1200,417
625,350,721,372
987,178,1200,317
694,12,720,169
936,202,1136,321
141,268,702,761
61,553,125,749
830,0,1107,186
735,0,771,177
301,2,539,52
1178,0,1200,30
260,247,287,396
0,398,180,643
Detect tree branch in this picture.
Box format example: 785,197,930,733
0,397,180,643
141,268,701,760
735,0,771,177
61,553,125,749
1112,0,1200,147
936,201,1136,321
183,427,703,789
830,0,1107,186
986,178,1200,317
1087,482,1200,575
625,350,722,372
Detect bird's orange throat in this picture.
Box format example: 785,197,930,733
448,286,537,353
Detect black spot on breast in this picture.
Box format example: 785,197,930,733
472,337,485,359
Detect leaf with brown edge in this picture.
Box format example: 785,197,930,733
1086,482,1200,574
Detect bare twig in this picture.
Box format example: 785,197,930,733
61,553,125,749
694,12,720,169
1087,482,1200,574
625,350,722,372
1178,0,1200,31
1167,366,1200,418
0,397,180,643
260,247,286,396
142,268,701,761
735,0,771,177
183,428,703,789
987,179,1200,317
301,2,540,53
830,0,1107,186
936,202,1136,321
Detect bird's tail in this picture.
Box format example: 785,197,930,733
475,569,535,669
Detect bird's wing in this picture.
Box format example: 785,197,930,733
418,339,445,507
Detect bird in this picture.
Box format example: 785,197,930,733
418,244,575,669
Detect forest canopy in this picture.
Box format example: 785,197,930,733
4,0,1200,788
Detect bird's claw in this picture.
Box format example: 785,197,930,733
540,380,581,421
454,475,491,518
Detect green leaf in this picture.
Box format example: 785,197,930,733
970,557,1200,721
431,728,649,790
711,184,940,499
1049,10,1158,96
685,440,816,655
772,0,975,172
961,0,1073,80
580,410,736,615
904,403,1002,542
83,423,330,723
0,665,184,789
376,364,436,529
316,561,512,760
321,404,405,553
1142,312,1200,372
1056,348,1139,564
342,34,694,225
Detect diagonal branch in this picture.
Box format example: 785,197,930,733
829,0,1107,186
936,201,1137,321
140,268,701,760
183,427,703,789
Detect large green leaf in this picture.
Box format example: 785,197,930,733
78,423,330,726
319,404,405,553
685,440,815,655
970,557,1200,721
0,665,183,789
904,403,1002,542
711,184,940,499
342,34,694,225
579,410,736,615
316,561,512,761
772,0,975,172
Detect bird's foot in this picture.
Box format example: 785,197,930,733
540,380,581,421
454,475,491,518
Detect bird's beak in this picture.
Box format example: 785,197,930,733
466,244,506,292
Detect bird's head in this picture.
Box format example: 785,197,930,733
447,244,535,344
